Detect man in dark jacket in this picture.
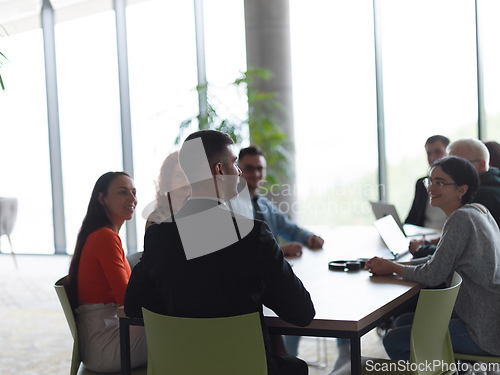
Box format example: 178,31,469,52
405,135,450,228
125,130,315,375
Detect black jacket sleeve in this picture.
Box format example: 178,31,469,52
405,177,427,227
124,230,165,317
256,222,315,327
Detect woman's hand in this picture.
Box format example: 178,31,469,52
409,239,425,256
365,257,403,276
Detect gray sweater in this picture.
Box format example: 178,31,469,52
403,204,500,356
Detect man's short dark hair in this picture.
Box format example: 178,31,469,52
179,130,234,181
425,135,450,147
238,145,266,161
183,130,233,164
484,141,500,169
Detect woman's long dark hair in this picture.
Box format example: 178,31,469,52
67,171,130,311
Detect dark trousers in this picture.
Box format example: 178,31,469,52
267,354,308,375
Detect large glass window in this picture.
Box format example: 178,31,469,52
204,0,248,132
126,0,199,251
481,0,500,141
0,29,54,254
55,11,123,254
127,0,247,252
290,0,379,227
381,0,478,220
3,0,496,254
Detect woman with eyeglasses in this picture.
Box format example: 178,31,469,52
366,156,500,359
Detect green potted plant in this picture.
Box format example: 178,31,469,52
176,67,291,186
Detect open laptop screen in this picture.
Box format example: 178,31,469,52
373,215,410,260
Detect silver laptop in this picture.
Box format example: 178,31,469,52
373,215,411,260
369,201,437,237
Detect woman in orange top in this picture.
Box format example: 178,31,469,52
67,172,147,373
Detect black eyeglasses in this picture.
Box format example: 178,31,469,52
423,177,457,189
240,165,265,173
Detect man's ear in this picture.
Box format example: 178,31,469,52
478,160,487,174
214,162,224,175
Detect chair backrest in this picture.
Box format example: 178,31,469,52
410,272,462,375
55,276,82,375
142,308,267,375
0,197,18,236
55,277,147,375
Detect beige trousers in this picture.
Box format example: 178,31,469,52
76,303,147,373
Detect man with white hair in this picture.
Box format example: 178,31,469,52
448,138,500,226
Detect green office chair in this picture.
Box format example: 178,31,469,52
361,272,462,375
54,276,147,375
142,308,267,375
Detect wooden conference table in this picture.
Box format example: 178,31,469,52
119,225,421,375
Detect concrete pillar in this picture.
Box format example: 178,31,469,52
244,0,297,217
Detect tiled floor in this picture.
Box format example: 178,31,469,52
0,254,73,375
299,333,390,375
0,254,389,375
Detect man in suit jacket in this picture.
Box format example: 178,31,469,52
125,130,315,375
405,135,449,228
